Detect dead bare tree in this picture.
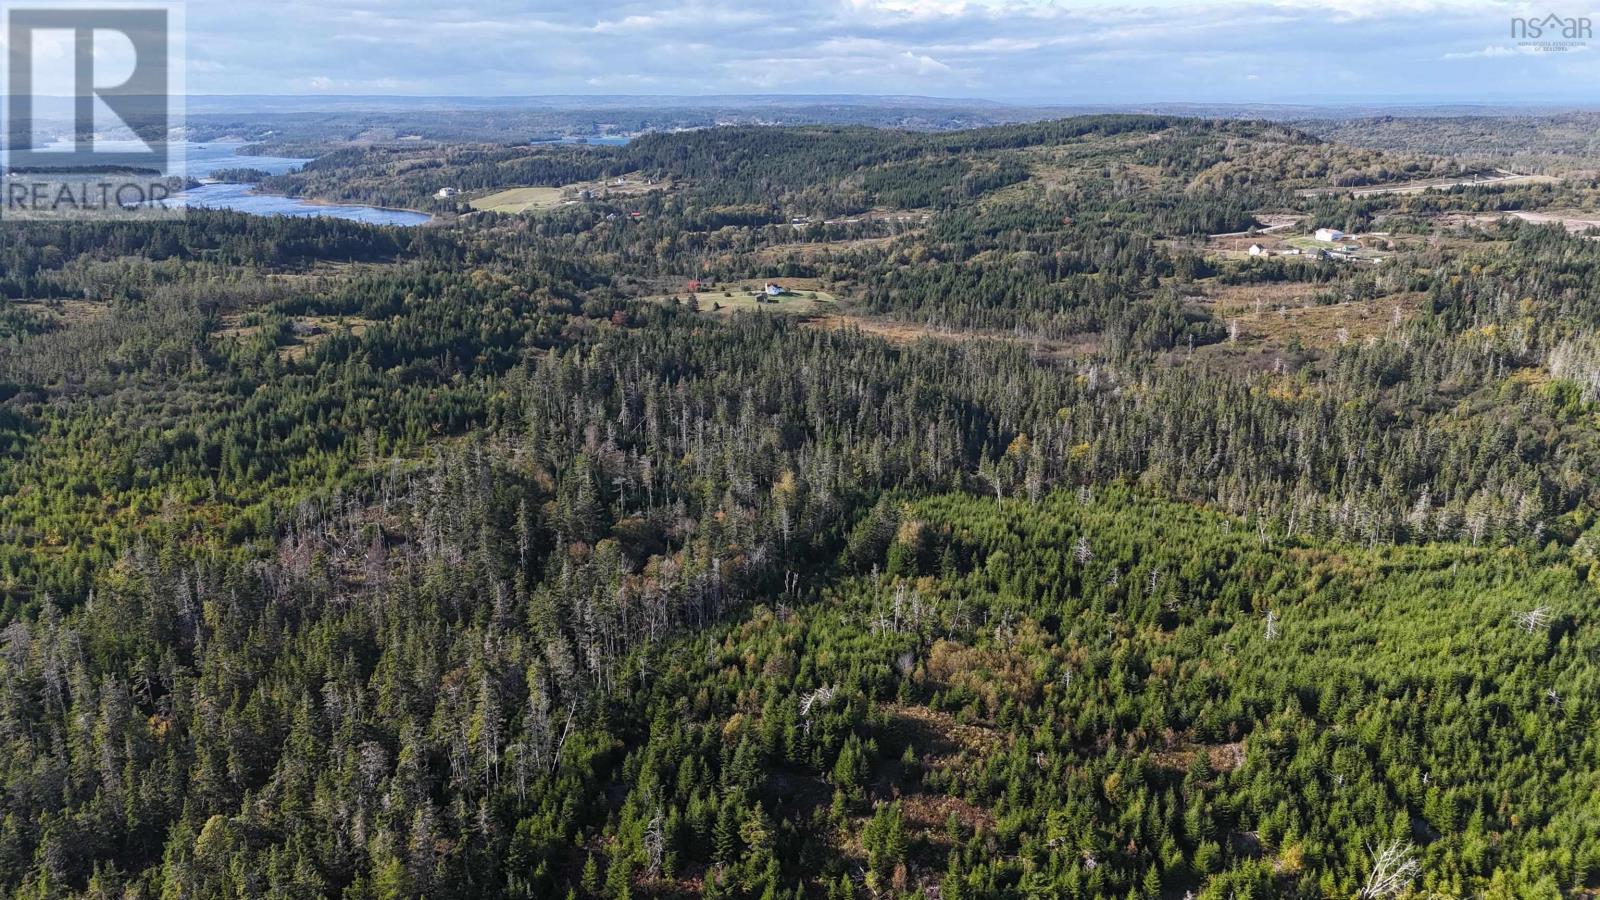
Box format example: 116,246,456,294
644,812,666,876
507,743,529,801
1513,606,1551,634
548,699,578,774
1265,610,1280,642
1360,839,1420,899
799,685,836,736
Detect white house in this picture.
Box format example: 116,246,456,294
1247,244,1267,256
434,187,458,199
1314,228,1345,243
764,282,785,297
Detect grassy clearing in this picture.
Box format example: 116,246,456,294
1280,235,1343,251
1349,174,1558,196
806,314,1100,359
1299,173,1560,198
470,173,674,214
1499,210,1600,235
1197,283,1426,351
750,234,901,261
216,315,375,361
278,317,374,361
642,280,837,316
660,290,834,316
469,187,566,214
10,299,112,328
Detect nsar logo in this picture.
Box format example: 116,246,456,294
1511,12,1592,51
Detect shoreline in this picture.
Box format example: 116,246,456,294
291,191,437,222
183,180,436,225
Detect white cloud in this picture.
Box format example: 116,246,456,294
1444,44,1523,58
172,0,1600,101
1445,41,1594,59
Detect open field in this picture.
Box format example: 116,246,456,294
672,292,830,316
1210,233,1293,256
1209,213,1306,239
1493,210,1600,235
1195,282,1426,351
643,278,1104,359
1204,232,1364,260
1280,235,1348,251
469,186,565,213
806,313,1100,360
819,208,931,226
643,280,837,316
1439,210,1600,240
216,314,375,361
8,299,112,328
1348,173,1557,196
470,172,673,214
750,234,902,262
1299,171,1559,198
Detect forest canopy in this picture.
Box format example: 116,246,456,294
1,114,1598,899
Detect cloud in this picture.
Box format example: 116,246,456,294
1445,40,1595,60
1443,44,1523,58
177,0,1600,102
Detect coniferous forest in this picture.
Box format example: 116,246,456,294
2,116,1599,898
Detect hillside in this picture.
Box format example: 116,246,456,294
2,116,1600,897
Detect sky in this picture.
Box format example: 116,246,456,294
80,0,1600,102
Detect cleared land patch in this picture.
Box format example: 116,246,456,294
750,234,902,262
1298,171,1558,198
807,314,1099,359
469,173,673,214
642,279,837,316
1197,283,1426,351
9,299,112,328
216,314,375,361
1480,209,1600,236
469,186,565,214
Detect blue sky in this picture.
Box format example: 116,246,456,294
177,0,1600,103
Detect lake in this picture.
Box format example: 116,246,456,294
174,142,433,227
531,135,632,147
19,138,311,179
20,139,433,226
172,181,434,226
17,136,637,227
178,142,313,178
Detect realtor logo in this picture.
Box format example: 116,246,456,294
2,2,185,219
1511,12,1593,50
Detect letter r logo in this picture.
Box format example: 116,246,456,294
4,6,172,171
